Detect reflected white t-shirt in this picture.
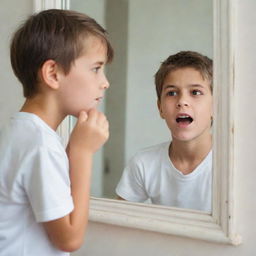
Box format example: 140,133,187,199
116,142,212,212
0,112,74,255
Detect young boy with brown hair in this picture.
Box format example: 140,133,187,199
116,51,213,212
0,9,113,255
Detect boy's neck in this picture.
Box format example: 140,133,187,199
20,95,65,131
169,134,212,175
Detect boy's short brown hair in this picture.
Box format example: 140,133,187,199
10,9,114,98
155,51,212,101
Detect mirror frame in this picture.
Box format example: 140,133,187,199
33,0,241,245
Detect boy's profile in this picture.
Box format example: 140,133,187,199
116,51,213,212
0,9,113,255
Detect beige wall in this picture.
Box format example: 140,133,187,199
1,1,256,256
0,0,32,128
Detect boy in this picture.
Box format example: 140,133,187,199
116,51,213,212
0,9,113,255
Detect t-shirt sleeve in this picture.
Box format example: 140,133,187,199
115,155,148,202
23,146,74,223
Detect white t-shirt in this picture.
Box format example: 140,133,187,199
0,112,74,256
116,142,212,212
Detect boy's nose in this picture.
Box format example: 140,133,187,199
100,81,109,90
101,75,110,89
103,80,110,89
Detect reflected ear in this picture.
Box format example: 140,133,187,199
210,99,214,124
40,60,60,90
157,100,165,119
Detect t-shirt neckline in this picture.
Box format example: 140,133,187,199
164,142,212,180
12,112,61,141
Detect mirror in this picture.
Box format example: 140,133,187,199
69,0,213,208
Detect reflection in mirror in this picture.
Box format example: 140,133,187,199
70,0,213,211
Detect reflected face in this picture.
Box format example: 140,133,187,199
158,67,213,143
58,36,109,117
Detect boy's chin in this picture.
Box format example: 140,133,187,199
72,107,98,118
68,110,86,118
172,133,195,142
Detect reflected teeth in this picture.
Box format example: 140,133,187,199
176,114,193,124
179,115,190,118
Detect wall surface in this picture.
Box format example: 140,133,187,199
1,1,256,256
0,0,32,129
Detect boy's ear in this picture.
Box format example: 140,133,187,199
157,100,165,119
40,60,60,90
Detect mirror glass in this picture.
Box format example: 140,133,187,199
70,0,213,210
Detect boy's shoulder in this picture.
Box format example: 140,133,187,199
125,142,171,174
132,141,170,161
2,112,62,152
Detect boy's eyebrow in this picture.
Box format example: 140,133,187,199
93,61,105,66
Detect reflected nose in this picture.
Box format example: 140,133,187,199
176,102,189,107
176,95,189,108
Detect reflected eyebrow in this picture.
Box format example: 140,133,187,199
162,85,176,90
189,84,206,89
162,84,206,90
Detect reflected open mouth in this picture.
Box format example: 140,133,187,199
176,114,193,125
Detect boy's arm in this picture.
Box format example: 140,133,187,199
43,109,109,252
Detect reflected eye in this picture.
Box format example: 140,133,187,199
167,91,177,96
191,90,202,96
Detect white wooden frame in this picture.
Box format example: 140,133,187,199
33,0,241,245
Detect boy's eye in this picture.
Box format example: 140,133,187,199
191,90,202,96
167,91,177,96
92,67,101,73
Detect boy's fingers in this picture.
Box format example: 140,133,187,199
86,109,108,128
87,108,101,123
78,111,88,123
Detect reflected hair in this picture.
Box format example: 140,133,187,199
154,51,212,101
10,9,114,98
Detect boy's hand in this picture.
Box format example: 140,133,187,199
46,109,108,251
68,109,109,155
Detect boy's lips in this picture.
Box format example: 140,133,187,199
95,96,103,102
175,113,193,127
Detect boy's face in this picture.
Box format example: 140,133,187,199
158,67,213,143
58,36,109,117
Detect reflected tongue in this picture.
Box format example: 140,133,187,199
176,117,192,124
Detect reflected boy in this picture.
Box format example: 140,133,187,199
116,51,213,212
